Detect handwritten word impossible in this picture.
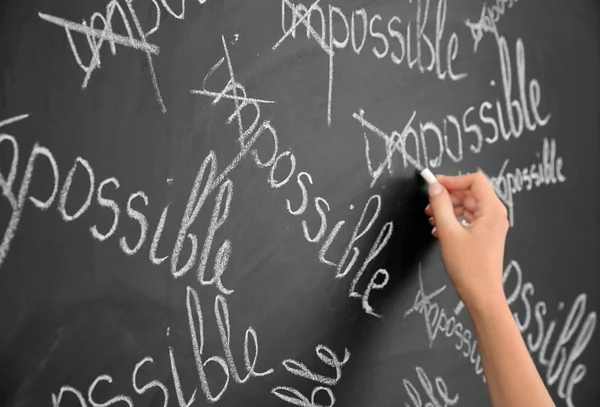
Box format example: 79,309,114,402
466,0,523,52
405,260,597,407
274,0,467,125
38,0,217,113
481,137,566,226
193,36,394,317
354,34,549,186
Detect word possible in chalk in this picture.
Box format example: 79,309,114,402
0,34,294,297
466,0,522,52
274,0,467,125
271,345,350,406
354,34,550,186
403,366,459,407
38,33,358,407
406,260,597,407
502,261,596,407
404,265,451,350
50,287,275,406
194,36,394,317
481,138,566,227
405,271,485,382
0,116,239,295
38,0,216,113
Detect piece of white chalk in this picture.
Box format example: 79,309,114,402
420,168,438,185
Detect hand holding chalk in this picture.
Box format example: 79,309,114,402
421,170,556,407
421,170,509,310
420,168,438,185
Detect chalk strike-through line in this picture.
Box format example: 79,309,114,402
38,12,160,55
272,0,333,56
454,301,465,315
0,114,30,129
190,90,275,105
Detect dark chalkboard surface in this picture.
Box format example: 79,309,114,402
1,0,599,406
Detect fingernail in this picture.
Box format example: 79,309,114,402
428,182,443,198
424,204,430,214
431,227,438,236
428,217,434,225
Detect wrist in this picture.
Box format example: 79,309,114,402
464,289,511,323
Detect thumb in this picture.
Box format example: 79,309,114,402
428,182,461,237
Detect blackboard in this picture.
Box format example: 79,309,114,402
1,0,599,406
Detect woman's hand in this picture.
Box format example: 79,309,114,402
424,172,509,310
424,171,556,407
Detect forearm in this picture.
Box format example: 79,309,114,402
467,292,555,407
425,173,555,406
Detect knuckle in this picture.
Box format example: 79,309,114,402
493,209,509,230
473,172,487,183
499,216,510,231
497,204,508,219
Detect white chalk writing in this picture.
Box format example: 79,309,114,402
275,0,466,125
39,1,165,112
38,0,217,112
403,366,459,407
480,138,566,227
466,0,522,52
406,260,597,405
272,344,350,407
354,34,549,186
194,36,395,316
